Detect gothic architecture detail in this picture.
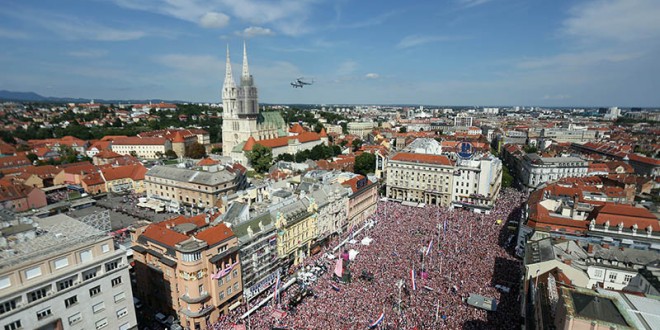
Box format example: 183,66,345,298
222,43,287,157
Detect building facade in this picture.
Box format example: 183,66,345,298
0,213,137,330
519,154,589,191
145,164,247,210
450,155,503,213
386,152,455,206
111,137,172,159
347,121,376,138
131,215,242,329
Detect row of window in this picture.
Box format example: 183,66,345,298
18,247,113,284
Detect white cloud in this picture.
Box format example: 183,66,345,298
457,0,492,8
517,50,643,70
68,50,108,58
543,94,571,100
562,0,660,43
337,60,358,76
199,12,230,28
235,26,275,38
0,28,29,39
365,73,379,79
396,35,462,49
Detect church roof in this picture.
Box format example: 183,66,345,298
243,132,322,151
243,136,257,151
320,128,328,137
289,123,305,134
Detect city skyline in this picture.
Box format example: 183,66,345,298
1,0,659,107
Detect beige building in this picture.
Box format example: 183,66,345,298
274,199,318,266
386,152,455,206
145,163,247,210
131,214,242,329
347,121,376,138
0,213,137,330
111,136,172,159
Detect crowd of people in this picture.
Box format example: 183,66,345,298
211,188,526,329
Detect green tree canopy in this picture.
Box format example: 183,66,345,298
165,149,177,159
246,144,273,173
354,152,376,176
185,142,206,159
275,153,295,162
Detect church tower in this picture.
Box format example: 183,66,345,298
222,42,260,156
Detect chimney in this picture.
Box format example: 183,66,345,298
587,244,594,253
602,243,609,249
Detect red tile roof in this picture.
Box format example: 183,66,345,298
390,152,452,166
244,132,322,151
195,222,234,246
101,164,147,181
319,128,327,137
243,136,257,151
95,150,122,159
141,224,189,247
197,157,220,166
289,123,305,134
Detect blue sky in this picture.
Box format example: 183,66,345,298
1,0,659,107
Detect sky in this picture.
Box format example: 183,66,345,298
1,0,659,107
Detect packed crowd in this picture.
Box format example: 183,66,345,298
211,188,526,329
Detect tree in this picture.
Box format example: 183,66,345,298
314,123,325,133
210,147,222,154
246,144,273,173
185,142,206,159
332,145,342,156
399,126,407,133
154,151,163,159
129,150,138,158
354,152,376,176
351,139,363,152
165,150,177,159
295,150,311,163
523,145,538,154
26,153,38,163
275,153,295,162
502,164,514,188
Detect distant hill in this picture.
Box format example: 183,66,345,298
0,90,190,104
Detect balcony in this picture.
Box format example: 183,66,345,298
180,291,211,304
180,304,214,318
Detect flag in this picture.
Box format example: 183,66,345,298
443,219,448,233
273,272,281,305
334,258,343,278
331,284,341,292
411,267,417,291
369,312,385,328
425,239,433,256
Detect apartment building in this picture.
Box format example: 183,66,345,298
131,214,242,330
0,213,137,330
145,163,247,210
347,121,376,138
519,154,589,191
386,152,455,206
451,154,503,213
341,175,378,230
111,137,172,159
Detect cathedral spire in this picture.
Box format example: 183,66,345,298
242,40,250,78
224,44,235,88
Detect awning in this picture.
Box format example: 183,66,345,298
228,300,242,311
621,239,634,245
650,244,660,251
602,237,614,242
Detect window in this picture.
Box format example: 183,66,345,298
116,307,128,318
95,318,108,329
114,292,126,303
105,260,119,272
0,276,9,289
68,312,82,325
65,295,78,308
227,286,232,295
199,284,204,294
594,269,603,278
119,323,130,330
57,277,75,291
83,267,99,281
232,270,238,278
3,320,21,330
28,287,48,303
624,274,633,283
111,277,122,287
25,265,42,279
37,307,52,320
219,291,224,300
89,285,101,297
233,283,239,291
80,249,93,263
608,272,618,281
0,299,17,315
101,244,110,253
92,301,105,313
54,256,69,270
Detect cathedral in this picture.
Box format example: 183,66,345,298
221,43,287,157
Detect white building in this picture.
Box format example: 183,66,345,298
453,114,473,127
518,154,588,191
347,122,376,138
451,155,503,213
111,136,172,159
0,213,137,330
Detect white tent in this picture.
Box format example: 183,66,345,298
361,237,373,246
348,249,359,261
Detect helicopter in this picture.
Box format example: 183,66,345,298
291,77,314,88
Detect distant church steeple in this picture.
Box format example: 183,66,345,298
224,45,235,89
241,41,253,86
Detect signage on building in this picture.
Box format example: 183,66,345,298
244,269,281,301
356,177,368,189
456,141,474,160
